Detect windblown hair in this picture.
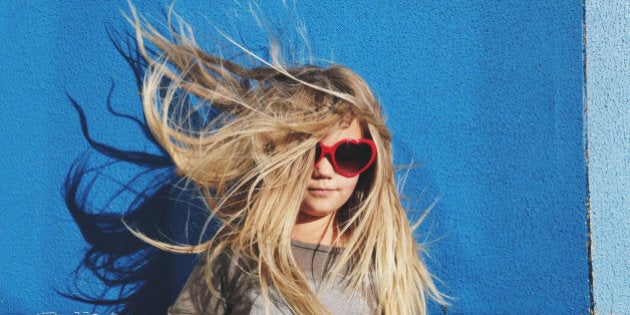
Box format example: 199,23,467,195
128,5,445,314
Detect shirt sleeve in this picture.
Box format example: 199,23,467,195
168,255,227,315
168,251,259,315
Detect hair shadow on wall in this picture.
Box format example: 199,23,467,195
61,28,219,314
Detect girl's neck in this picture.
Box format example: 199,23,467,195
291,211,342,246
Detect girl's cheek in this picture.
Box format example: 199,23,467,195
343,177,361,194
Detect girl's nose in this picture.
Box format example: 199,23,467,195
313,155,334,178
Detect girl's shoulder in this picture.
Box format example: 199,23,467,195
168,250,259,315
169,242,374,314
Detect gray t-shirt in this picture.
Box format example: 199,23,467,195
168,240,373,314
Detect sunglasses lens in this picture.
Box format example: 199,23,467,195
315,143,322,162
335,142,373,174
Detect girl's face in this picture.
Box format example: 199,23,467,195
299,119,363,220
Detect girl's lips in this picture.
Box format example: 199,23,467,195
307,187,335,197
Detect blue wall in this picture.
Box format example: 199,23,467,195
586,1,630,313
0,0,594,313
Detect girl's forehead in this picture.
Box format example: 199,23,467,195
320,119,363,145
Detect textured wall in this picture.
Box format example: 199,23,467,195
0,0,590,313
586,1,630,313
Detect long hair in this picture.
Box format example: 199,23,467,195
127,5,445,314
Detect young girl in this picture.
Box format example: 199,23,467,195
128,5,445,314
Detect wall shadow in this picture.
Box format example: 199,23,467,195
61,27,219,314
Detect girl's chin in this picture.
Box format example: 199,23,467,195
297,208,337,221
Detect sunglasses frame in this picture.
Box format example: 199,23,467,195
314,138,377,177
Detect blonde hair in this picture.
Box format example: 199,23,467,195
127,4,446,314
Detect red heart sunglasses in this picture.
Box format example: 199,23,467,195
314,138,377,177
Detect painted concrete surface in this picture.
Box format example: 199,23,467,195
1,0,590,313
586,1,630,313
